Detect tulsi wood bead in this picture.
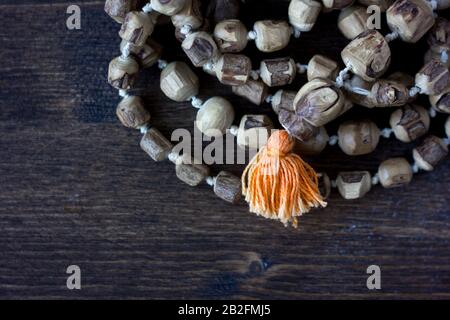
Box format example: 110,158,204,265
207,0,241,24
213,171,242,204
413,136,449,171
336,171,372,200
357,0,393,11
338,119,380,156
278,108,320,141
415,60,450,96
341,30,391,82
317,173,331,199
116,96,150,129
346,75,376,108
237,115,274,149
175,155,210,186
390,104,430,142
182,31,220,67
253,20,292,53
378,158,413,188
215,54,252,86
171,0,203,30
386,0,435,43
120,39,162,68
259,58,297,87
105,0,136,23
160,61,199,102
369,79,409,107
232,80,269,106
429,86,450,114
445,116,450,137
271,90,296,114
294,126,329,155
213,20,248,53
307,54,339,82
196,97,235,138
140,127,173,162
294,78,346,127
151,0,186,16
108,56,139,90
338,5,370,40
119,11,155,47
288,0,322,32
427,18,450,54
322,0,355,9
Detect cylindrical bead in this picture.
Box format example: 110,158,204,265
288,0,322,32
369,79,410,107
253,20,292,53
415,60,450,96
214,54,252,86
105,0,136,23
338,5,370,40
171,0,203,30
182,31,220,67
390,104,430,142
140,127,173,162
160,61,199,102
196,97,235,137
236,115,274,149
232,80,269,106
271,90,296,114
119,11,155,47
307,54,339,81
338,119,380,156
151,0,186,16
413,136,449,171
108,56,139,90
175,155,210,186
116,96,150,129
278,108,321,141
259,57,297,87
336,171,372,200
213,171,242,204
378,158,413,188
429,86,450,114
294,126,329,155
213,20,248,53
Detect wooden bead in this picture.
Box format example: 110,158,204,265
336,171,372,200
150,0,186,16
346,75,376,108
294,126,329,155
387,71,415,88
322,0,355,9
108,56,139,90
140,127,173,162
306,54,339,82
175,155,210,186
214,54,252,86
415,60,450,96
232,80,269,106
338,119,380,156
207,0,241,24
378,158,413,188
369,79,409,107
435,0,450,10
338,5,370,40
317,173,331,199
278,108,320,141
196,97,235,137
160,61,199,102
357,0,393,11
413,136,449,171
390,104,430,142
271,90,296,114
253,20,292,53
105,0,136,23
237,115,274,149
294,78,346,127
386,0,435,43
213,20,248,53
120,39,162,68
171,0,203,30
116,96,150,129
213,171,242,204
341,30,391,81
424,49,450,68
259,58,297,87
445,116,450,137
182,31,220,67
119,11,155,47
429,86,450,114
427,18,450,54
288,0,322,32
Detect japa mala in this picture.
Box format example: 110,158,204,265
105,0,450,228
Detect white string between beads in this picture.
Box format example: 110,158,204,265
206,176,216,187
247,30,257,41
409,86,421,97
385,31,399,43
292,28,301,39
191,96,204,109
335,67,351,88
250,70,260,80
296,63,308,74
371,174,380,186
441,50,449,64
229,125,239,136
158,59,168,70
142,3,153,13
429,107,437,118
380,128,393,139
411,162,420,174
180,25,193,35
328,135,339,146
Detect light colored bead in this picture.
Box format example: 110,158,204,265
390,104,430,142
214,54,252,86
182,31,220,67
120,39,162,68
104,0,136,23
387,71,415,88
232,80,269,106
322,0,355,9
338,5,370,40
288,0,322,32
119,11,155,47
196,97,235,138
413,136,449,171
171,0,203,30
253,20,292,53
445,116,450,137
427,18,450,54
175,155,210,186
237,115,274,149
160,61,199,102
415,60,450,96
213,19,248,53
278,108,321,141
357,0,393,11
213,171,242,204
108,56,139,90
259,57,297,87
429,86,450,114
346,74,376,108
338,119,380,156
294,126,329,155
424,49,450,68
116,96,150,129
369,79,409,107
306,54,339,81
336,171,372,200
341,30,391,81
271,89,296,114
378,158,413,188
151,0,186,16
140,127,173,162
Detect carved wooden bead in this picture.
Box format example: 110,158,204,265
415,60,450,96
207,0,241,24
213,171,242,204
232,80,269,106
318,173,331,199
378,158,413,188
105,0,136,23
338,5,370,40
322,0,355,9
288,0,322,32
237,115,274,149
215,54,252,86
307,54,339,82
253,20,292,53
196,97,235,137
413,136,449,171
336,171,372,200
175,155,210,186
171,0,203,30
150,0,186,16
260,58,297,87
445,116,450,137
341,30,391,81
213,20,248,53
119,11,155,47
390,104,430,142
346,75,376,108
338,119,380,156
294,78,346,127
357,0,393,11
140,127,173,162
108,56,139,90
160,61,199,102
271,90,296,114
120,39,162,68
116,96,150,129
278,108,320,141
386,0,435,43
369,79,409,107
294,126,329,155
429,86,450,114
182,31,220,67
427,18,450,54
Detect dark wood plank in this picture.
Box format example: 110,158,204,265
0,0,449,299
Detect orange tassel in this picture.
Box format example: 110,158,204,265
242,130,327,227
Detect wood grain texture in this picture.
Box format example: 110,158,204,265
0,0,449,300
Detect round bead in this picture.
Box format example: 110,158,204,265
213,20,248,53
236,115,274,149
288,0,322,32
196,97,235,137
307,55,339,82
429,86,450,114
413,136,449,171
214,54,252,86
336,171,372,200
151,0,186,16
182,31,220,67
369,79,410,107
253,20,292,53
378,158,413,188
171,0,203,30
259,57,297,87
108,56,139,90
338,119,380,156
160,61,199,102
294,126,329,155
116,96,150,129
390,104,430,143
119,11,155,47
338,5,370,40
445,116,450,138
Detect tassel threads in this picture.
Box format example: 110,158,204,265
242,130,327,228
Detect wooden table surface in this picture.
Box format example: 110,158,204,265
1,0,449,300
